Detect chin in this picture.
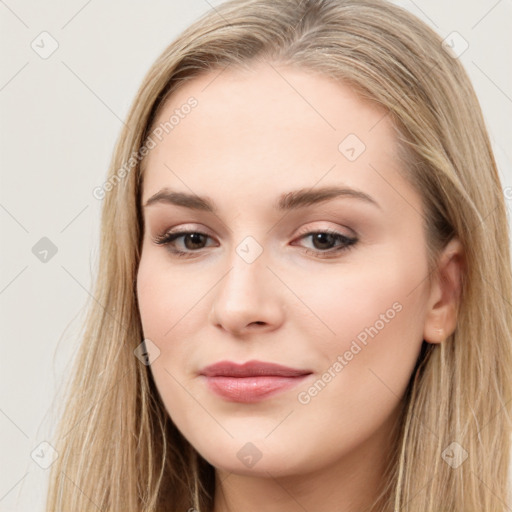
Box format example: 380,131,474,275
190,433,312,477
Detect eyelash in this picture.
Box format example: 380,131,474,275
153,227,358,259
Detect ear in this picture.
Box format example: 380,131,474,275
423,237,465,344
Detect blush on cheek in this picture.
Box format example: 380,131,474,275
137,259,188,337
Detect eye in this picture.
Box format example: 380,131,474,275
152,227,358,259
153,230,214,257
293,229,358,258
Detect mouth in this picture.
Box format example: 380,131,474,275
199,360,313,403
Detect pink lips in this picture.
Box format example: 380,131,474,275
199,360,312,403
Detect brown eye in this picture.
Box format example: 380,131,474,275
153,230,215,257
294,230,358,259
153,228,358,260
180,233,208,250
310,232,339,250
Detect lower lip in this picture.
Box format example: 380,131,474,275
202,375,310,403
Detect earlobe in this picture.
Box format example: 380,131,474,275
423,238,465,344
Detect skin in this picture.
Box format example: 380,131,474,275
136,60,463,512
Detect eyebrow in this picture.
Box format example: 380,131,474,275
142,185,381,212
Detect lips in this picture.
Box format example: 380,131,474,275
200,360,312,378
199,360,313,402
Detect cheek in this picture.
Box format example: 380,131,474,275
136,254,209,432
295,252,425,345
292,250,427,435
136,253,201,395
136,251,211,341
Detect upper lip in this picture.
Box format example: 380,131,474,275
200,360,312,377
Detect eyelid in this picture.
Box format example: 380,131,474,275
152,225,214,245
152,220,359,259
154,222,356,243
293,222,356,239
158,223,213,238
153,228,358,264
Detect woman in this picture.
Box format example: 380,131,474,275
46,0,512,510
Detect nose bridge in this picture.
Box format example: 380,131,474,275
210,235,283,333
217,239,269,309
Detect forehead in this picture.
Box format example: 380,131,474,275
140,61,417,216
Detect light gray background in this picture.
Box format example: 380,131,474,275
1,1,511,510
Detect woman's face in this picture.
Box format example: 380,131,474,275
136,61,438,477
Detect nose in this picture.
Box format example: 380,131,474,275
209,249,285,336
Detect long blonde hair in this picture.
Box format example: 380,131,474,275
46,0,512,510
